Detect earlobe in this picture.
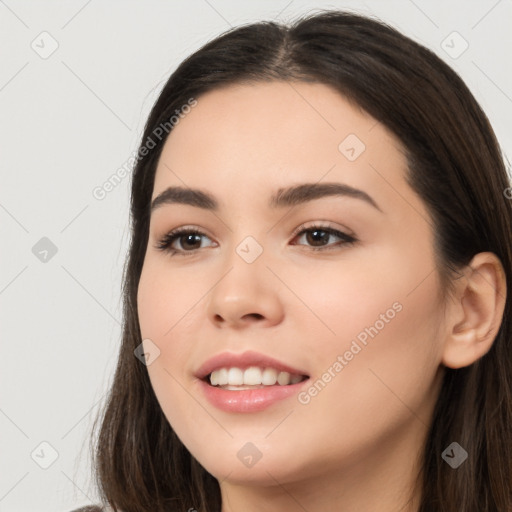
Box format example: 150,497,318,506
441,252,507,369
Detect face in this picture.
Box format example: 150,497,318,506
137,81,447,490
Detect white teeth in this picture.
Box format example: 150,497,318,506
277,371,290,385
209,367,305,387
227,367,244,385
262,368,278,385
217,368,229,386
243,367,262,385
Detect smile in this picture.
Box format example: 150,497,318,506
208,366,307,388
195,350,310,412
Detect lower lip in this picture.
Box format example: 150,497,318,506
198,378,309,413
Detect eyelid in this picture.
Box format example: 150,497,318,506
290,220,355,238
154,224,214,241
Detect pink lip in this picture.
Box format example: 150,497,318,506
198,379,309,413
194,350,308,379
194,350,310,413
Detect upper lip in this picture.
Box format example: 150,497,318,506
195,350,309,380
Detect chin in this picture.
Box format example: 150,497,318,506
187,438,311,486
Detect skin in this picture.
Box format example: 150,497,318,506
137,81,506,512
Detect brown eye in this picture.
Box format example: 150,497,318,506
155,228,215,254
177,233,203,250
304,229,331,246
292,225,357,250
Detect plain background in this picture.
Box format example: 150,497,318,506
1,1,511,510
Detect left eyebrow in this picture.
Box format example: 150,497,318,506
150,182,383,214
270,182,382,212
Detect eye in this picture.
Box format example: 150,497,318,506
155,222,358,256
155,226,215,255
290,223,357,251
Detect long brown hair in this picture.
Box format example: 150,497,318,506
88,10,512,511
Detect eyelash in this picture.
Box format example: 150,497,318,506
154,223,358,256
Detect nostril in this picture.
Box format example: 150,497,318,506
243,313,264,321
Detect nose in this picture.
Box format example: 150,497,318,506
206,250,285,329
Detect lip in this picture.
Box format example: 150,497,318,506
198,379,309,413
194,350,308,380
194,350,310,413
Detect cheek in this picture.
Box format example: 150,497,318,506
137,263,187,398
290,240,443,391
295,257,443,442
137,258,210,340
137,260,210,421
282,245,440,362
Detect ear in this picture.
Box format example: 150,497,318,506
442,252,507,369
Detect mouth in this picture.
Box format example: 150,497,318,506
203,366,309,390
195,350,310,389
198,370,310,413
195,350,310,411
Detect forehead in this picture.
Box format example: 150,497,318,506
152,81,416,219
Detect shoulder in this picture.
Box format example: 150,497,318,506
69,504,120,512
69,507,105,512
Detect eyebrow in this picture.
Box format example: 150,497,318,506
150,182,382,214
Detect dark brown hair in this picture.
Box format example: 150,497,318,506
88,9,512,512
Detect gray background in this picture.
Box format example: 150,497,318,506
1,1,511,510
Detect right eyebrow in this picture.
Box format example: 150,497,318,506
151,186,218,213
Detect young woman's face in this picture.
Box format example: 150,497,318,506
137,81,447,491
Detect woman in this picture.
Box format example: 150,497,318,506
75,9,511,512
